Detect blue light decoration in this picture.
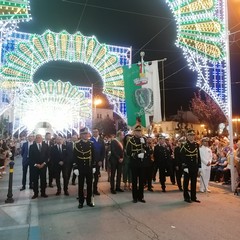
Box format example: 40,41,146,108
165,0,229,116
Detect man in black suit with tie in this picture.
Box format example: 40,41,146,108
51,136,69,196
44,132,54,187
109,130,124,194
29,134,49,199
20,134,34,191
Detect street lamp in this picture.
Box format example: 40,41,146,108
92,96,102,129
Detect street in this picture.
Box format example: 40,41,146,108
0,157,240,240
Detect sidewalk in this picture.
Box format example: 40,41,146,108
0,156,238,240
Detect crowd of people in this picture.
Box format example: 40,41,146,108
1,125,240,208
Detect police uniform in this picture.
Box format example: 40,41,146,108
126,125,149,203
153,135,172,192
73,128,96,208
180,130,201,203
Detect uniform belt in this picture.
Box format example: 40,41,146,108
185,154,197,157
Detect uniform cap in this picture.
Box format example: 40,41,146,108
202,137,210,142
134,125,142,131
80,127,89,134
187,129,195,135
158,134,165,139
178,136,186,142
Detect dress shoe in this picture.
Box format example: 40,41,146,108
94,191,100,195
179,187,183,191
162,189,166,192
31,195,38,199
184,199,192,203
192,199,201,203
148,188,153,192
20,186,26,191
72,182,76,186
111,190,116,194
49,184,53,188
87,203,94,207
116,188,124,192
132,199,138,203
138,199,146,203
41,194,48,198
207,189,211,193
64,191,69,196
78,204,83,209
56,191,61,196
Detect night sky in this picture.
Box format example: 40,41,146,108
17,0,240,117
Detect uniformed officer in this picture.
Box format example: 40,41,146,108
180,129,201,203
126,125,150,203
73,127,96,209
153,134,172,192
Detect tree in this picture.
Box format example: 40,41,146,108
190,91,227,136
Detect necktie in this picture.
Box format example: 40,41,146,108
59,145,62,153
39,144,42,151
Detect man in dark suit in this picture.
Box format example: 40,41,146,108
44,132,54,187
29,134,49,199
109,130,124,194
20,134,35,191
90,128,105,195
66,134,78,185
51,136,69,196
74,127,96,208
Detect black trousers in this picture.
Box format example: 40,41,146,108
144,165,153,189
183,168,198,201
93,165,100,192
22,161,33,187
176,168,183,189
155,164,168,190
110,161,123,190
32,166,47,195
47,161,54,185
78,168,93,204
131,166,145,201
67,163,77,184
55,165,68,192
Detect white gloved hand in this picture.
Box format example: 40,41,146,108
183,168,189,173
198,168,202,174
92,168,96,174
73,169,79,176
140,137,145,144
138,153,144,159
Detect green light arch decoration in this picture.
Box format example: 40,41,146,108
0,30,126,118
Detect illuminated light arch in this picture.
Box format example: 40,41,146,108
12,80,92,135
0,30,127,119
165,0,229,115
0,0,31,38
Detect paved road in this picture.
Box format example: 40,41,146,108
0,157,240,240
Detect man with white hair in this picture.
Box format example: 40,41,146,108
199,137,212,193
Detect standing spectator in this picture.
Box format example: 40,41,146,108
51,136,69,196
153,135,172,192
20,134,34,191
29,134,49,199
44,132,54,188
199,137,212,192
180,129,201,203
109,130,124,194
90,128,105,196
123,134,132,190
66,134,78,185
174,137,186,191
0,147,7,179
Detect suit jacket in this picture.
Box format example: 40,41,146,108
90,137,105,163
109,138,123,165
43,140,54,162
66,141,74,165
29,142,49,168
21,141,31,166
51,144,68,168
